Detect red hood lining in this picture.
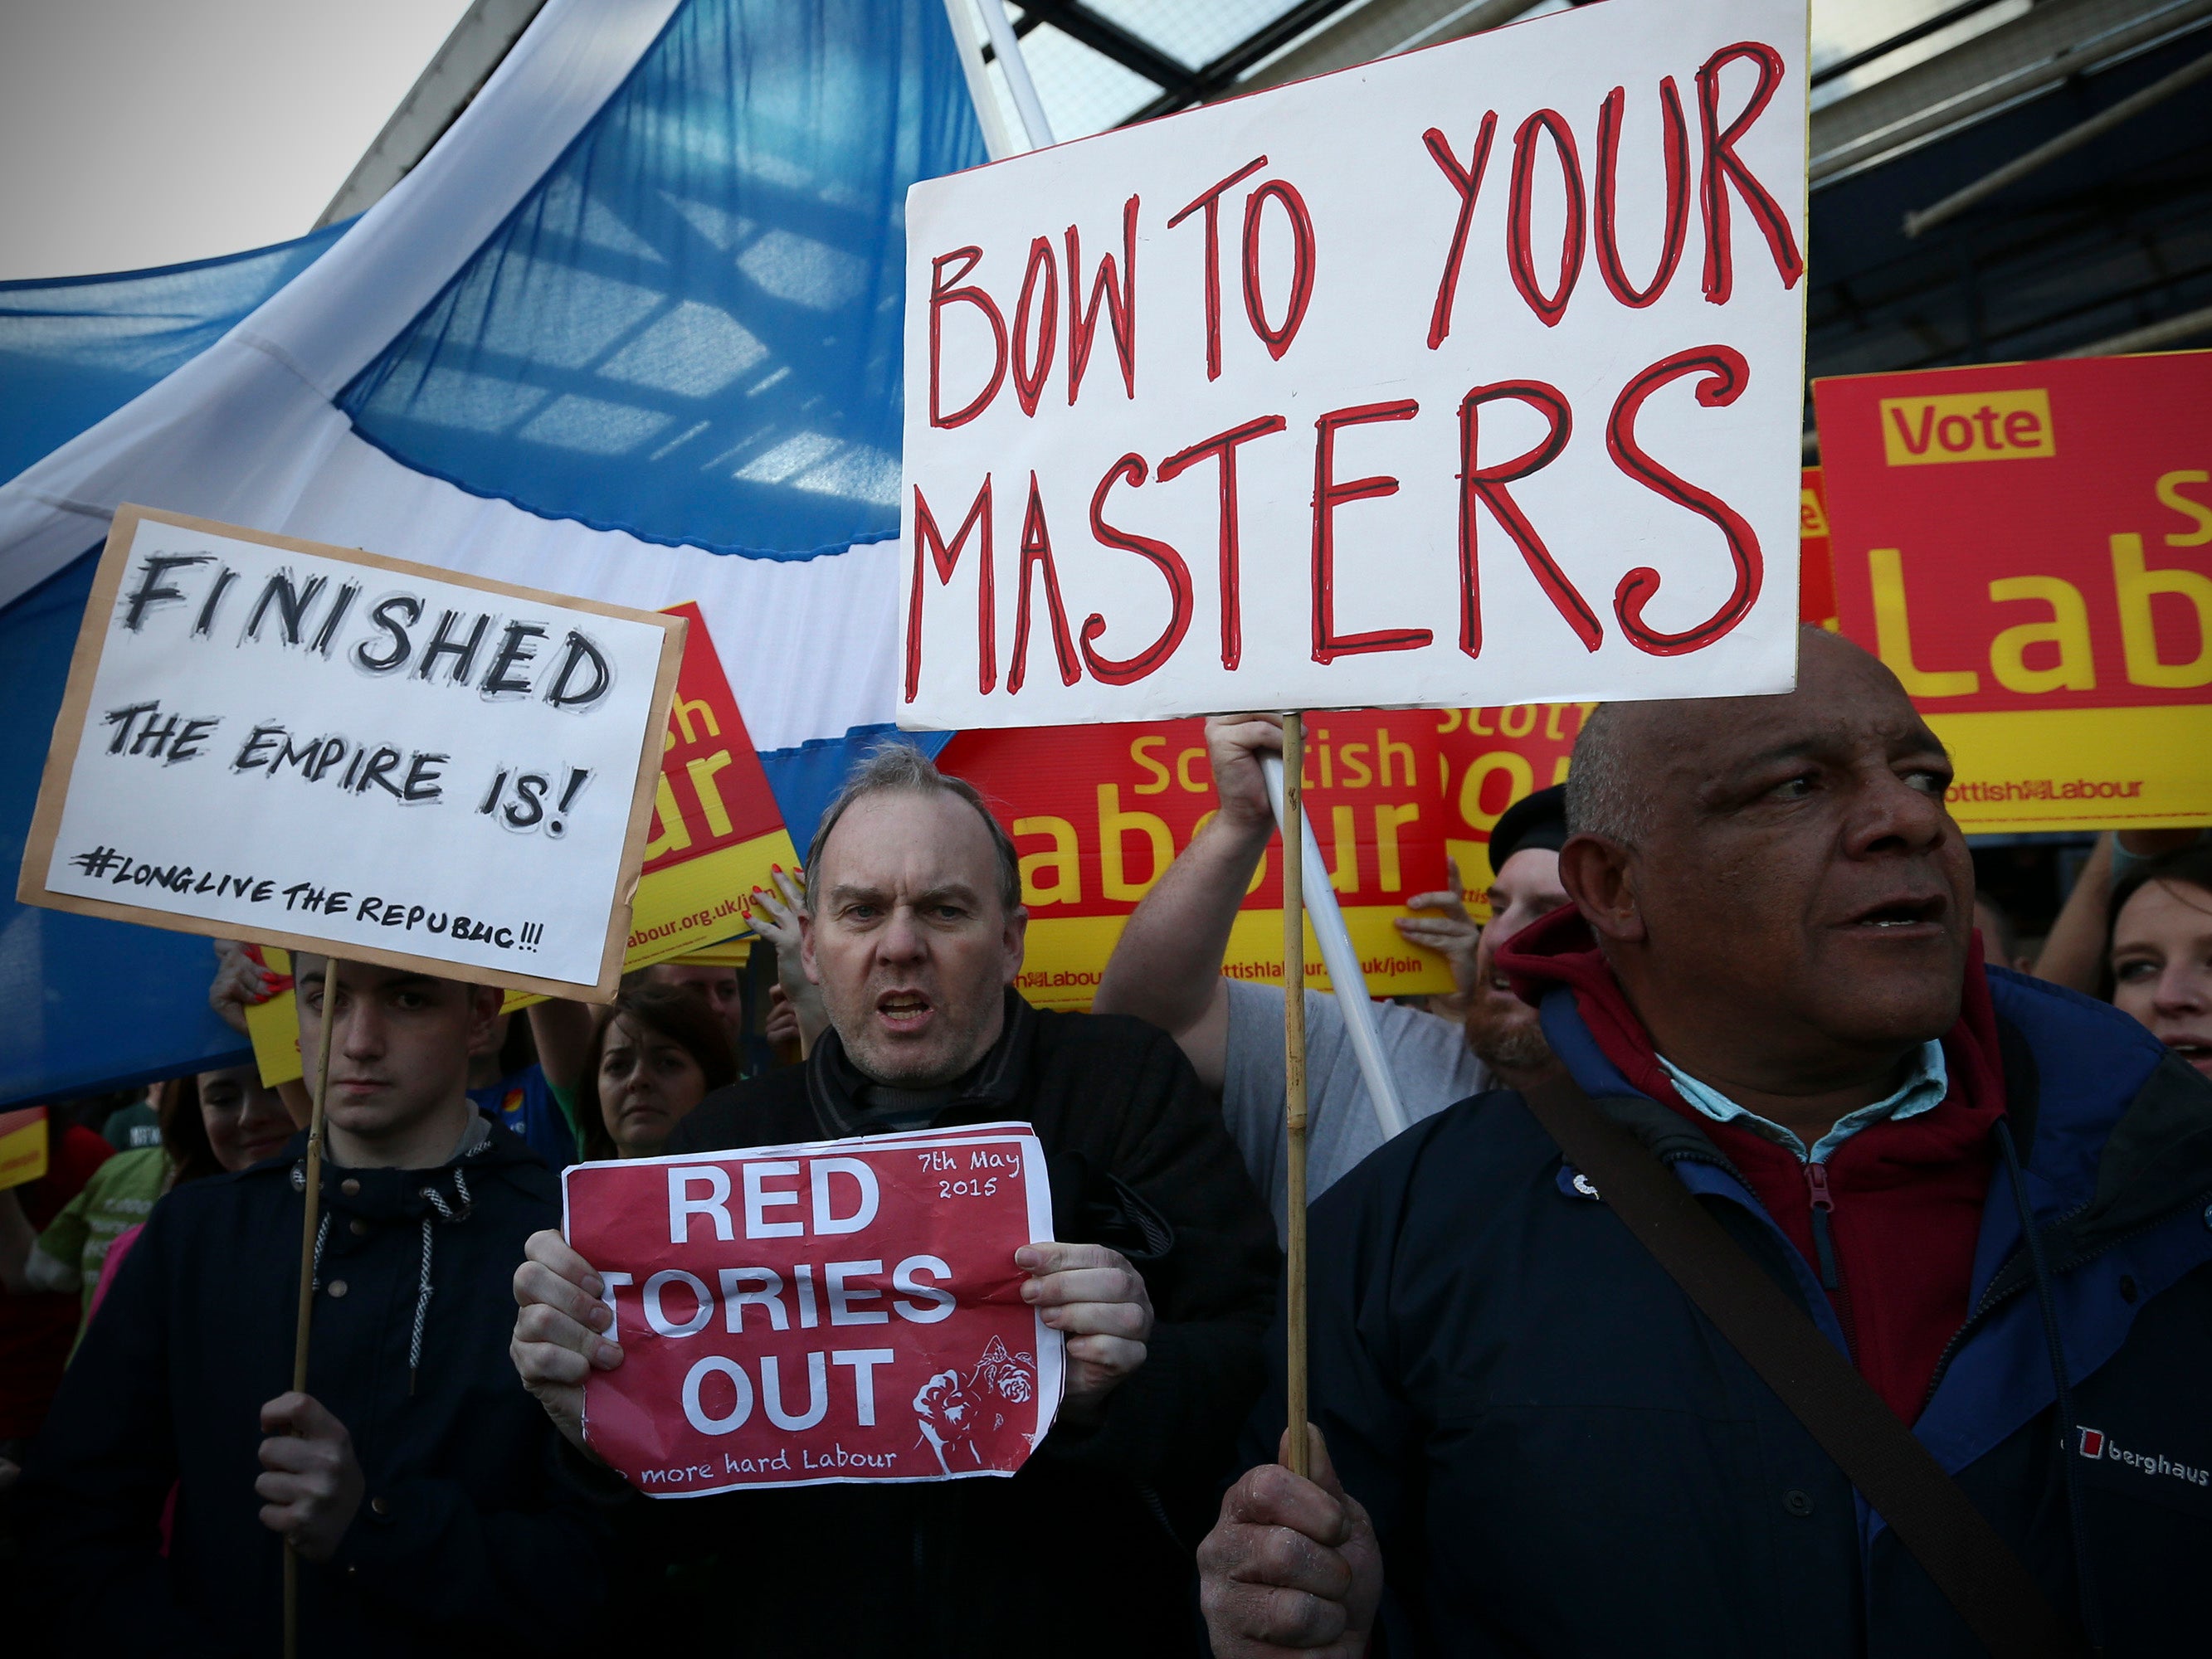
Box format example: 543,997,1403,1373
1495,906,2006,1138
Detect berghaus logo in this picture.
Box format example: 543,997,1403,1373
2078,1427,2210,1486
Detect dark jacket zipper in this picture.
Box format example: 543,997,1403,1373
1805,1161,1840,1289
1802,1160,1857,1357
1654,1143,1854,1345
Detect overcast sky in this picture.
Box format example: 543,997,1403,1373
0,0,471,281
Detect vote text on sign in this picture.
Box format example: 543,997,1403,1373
18,507,683,997
564,1125,1061,1496
900,0,1808,728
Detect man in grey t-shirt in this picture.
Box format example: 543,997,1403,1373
1095,715,1571,1238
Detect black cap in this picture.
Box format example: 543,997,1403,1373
1488,784,1567,873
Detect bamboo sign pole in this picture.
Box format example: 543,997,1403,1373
1279,714,1312,1481
284,956,343,1659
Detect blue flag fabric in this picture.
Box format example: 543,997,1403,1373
0,0,987,1105
0,224,348,487
341,0,985,559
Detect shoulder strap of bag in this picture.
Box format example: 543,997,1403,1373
1520,1073,2082,1659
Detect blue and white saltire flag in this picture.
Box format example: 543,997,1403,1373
0,0,991,1102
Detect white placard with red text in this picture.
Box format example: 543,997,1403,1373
563,1124,1062,1496
901,0,1807,729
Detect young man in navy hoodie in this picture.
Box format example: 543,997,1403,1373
1200,629,2212,1657
22,958,602,1656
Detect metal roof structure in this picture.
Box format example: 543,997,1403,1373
954,0,2211,448
329,0,2212,448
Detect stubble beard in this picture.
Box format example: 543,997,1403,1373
1464,992,1553,1078
836,985,1002,1089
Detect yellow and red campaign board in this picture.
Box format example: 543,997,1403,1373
1434,705,1586,921
1800,468,1838,630
1814,351,2212,832
629,601,798,961
0,1106,48,1191
246,601,792,1084
938,713,1453,1009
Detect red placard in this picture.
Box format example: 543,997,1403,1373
1813,350,2212,830
1431,704,1588,919
563,1124,1060,1496
1816,354,2212,718
1800,467,1837,628
641,601,787,876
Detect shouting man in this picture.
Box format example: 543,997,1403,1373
513,744,1279,1656
1200,630,2212,1657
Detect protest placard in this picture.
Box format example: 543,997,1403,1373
238,594,785,1086
627,601,798,965
939,712,1452,1007
17,507,684,998
1814,351,2212,832
1800,467,1838,630
0,1107,47,1191
1434,703,1586,918
563,1123,1060,1496
899,0,1807,730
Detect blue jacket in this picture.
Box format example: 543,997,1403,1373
1270,970,2212,1656
21,1119,602,1657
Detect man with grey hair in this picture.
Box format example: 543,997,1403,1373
511,742,1279,1657
1559,697,1649,849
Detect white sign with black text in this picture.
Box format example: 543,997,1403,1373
20,507,684,997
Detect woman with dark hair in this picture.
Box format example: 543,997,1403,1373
2109,844,2212,1079
160,1067,297,1185
581,984,738,1160
22,1063,294,1354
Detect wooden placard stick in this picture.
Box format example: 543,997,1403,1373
1280,713,1311,1480
284,955,343,1659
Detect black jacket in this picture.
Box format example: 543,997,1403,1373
21,1117,602,1657
587,992,1280,1656
1264,969,2212,1657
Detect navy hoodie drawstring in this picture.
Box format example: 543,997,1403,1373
1994,1119,2104,1657
409,1167,473,1394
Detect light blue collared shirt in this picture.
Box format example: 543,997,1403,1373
1657,1041,1950,1165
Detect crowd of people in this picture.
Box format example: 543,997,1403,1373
0,628,2206,1655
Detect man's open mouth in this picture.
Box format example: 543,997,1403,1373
1847,896,1946,931
877,991,933,1033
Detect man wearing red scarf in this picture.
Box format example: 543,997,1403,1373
1199,630,2212,1658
